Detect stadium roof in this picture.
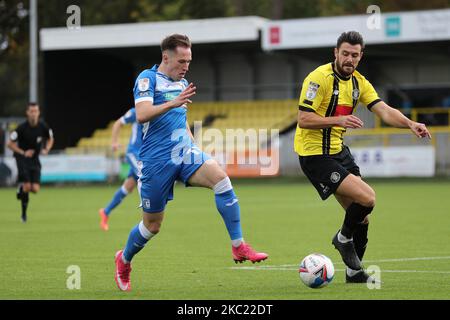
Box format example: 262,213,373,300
40,9,450,52
40,16,268,51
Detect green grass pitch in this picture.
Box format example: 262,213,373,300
1,178,449,300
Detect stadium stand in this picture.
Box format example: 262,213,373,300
66,99,299,155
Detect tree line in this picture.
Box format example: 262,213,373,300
1,0,449,116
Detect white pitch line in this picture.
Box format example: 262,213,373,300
363,269,450,274
236,256,450,269
230,256,450,274
359,256,450,264
230,267,450,274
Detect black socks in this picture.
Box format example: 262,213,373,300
353,223,369,260
21,191,29,217
17,186,29,221
341,202,373,239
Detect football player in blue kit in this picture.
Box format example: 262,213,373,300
114,34,268,291
99,108,142,231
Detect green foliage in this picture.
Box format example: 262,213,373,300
1,0,449,116
0,0,28,116
232,0,272,18
132,0,186,22
179,0,234,19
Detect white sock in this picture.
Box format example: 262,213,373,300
138,221,155,240
213,177,233,194
232,238,243,248
346,267,362,276
121,222,154,265
121,185,129,195
338,231,353,243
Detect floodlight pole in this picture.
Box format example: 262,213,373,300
29,0,38,103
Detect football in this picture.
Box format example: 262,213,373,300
299,253,335,288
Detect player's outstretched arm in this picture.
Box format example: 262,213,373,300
111,118,124,152
298,110,364,129
136,83,196,123
371,101,431,139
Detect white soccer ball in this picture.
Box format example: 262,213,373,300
299,253,335,289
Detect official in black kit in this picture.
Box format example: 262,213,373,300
7,102,54,222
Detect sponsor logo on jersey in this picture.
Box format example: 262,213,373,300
333,105,353,116
163,92,180,101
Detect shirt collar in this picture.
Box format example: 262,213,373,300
331,62,351,81
152,64,178,82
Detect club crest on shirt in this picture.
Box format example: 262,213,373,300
306,82,320,100
138,78,150,91
352,88,360,100
330,172,341,183
142,198,151,209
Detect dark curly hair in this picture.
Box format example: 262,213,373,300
337,31,365,50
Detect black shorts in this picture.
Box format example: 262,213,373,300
15,157,41,184
299,145,360,200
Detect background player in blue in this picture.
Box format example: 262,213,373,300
99,108,142,231
114,34,268,291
